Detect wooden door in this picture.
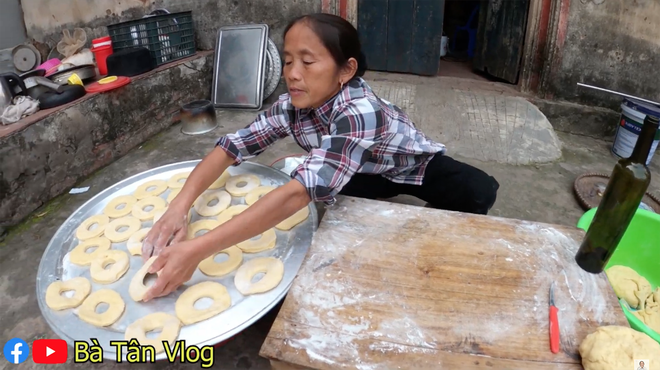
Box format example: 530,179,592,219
473,0,530,84
357,0,445,76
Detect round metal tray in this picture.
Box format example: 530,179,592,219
36,160,318,361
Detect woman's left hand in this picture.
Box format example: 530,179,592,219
142,240,203,302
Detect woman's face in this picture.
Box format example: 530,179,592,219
283,22,342,109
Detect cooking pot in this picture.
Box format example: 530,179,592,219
48,64,97,85
0,72,28,112
179,100,218,135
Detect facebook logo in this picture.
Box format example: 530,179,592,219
3,338,29,364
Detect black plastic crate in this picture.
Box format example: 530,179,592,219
107,11,196,67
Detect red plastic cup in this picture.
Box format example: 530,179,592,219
92,44,113,76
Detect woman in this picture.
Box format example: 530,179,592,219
140,13,499,301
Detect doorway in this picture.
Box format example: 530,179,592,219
357,0,532,84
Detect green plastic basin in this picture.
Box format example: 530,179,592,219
577,207,660,343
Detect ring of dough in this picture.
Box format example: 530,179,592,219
175,281,232,325
69,236,112,266
167,171,191,189
103,195,138,218
129,256,158,301
78,289,126,327
276,206,311,231
237,228,277,253
198,246,243,276
45,277,91,310
245,186,276,205
166,188,181,203
127,227,151,255
90,250,130,284
193,190,231,217
105,216,142,242
131,196,167,221
216,204,249,225
225,174,261,196
154,207,193,224
187,219,220,240
208,170,231,190
76,214,109,240
134,179,168,199
234,257,285,295
125,312,181,354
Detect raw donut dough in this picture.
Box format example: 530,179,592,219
76,214,109,240
129,256,158,302
175,281,232,325
237,228,277,253
45,277,92,310
90,250,130,284
103,195,138,218
127,228,151,255
208,170,231,190
134,179,168,199
125,312,181,354
187,219,220,240
104,216,142,243
131,196,167,221
234,257,284,295
78,289,126,327
193,190,231,217
245,186,276,205
69,237,112,266
606,265,652,309
167,171,191,189
166,188,181,203
634,291,660,335
216,204,249,225
225,174,261,196
579,325,660,370
198,246,243,277
276,206,310,231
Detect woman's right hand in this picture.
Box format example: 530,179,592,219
141,204,190,263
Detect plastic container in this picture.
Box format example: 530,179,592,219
92,44,113,76
106,11,196,67
612,98,660,165
92,36,112,48
577,207,660,344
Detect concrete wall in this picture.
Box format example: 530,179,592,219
0,0,27,49
542,0,660,111
22,0,320,54
0,53,215,228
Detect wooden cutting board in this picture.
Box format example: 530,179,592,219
259,196,628,369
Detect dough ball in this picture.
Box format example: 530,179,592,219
579,325,660,370
605,265,652,309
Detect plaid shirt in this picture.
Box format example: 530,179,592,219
216,77,446,205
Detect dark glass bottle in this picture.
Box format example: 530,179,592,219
575,114,660,274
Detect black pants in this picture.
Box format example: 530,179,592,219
339,154,499,215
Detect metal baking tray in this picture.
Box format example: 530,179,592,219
211,24,268,110
36,160,318,361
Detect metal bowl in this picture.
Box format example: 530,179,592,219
180,100,218,135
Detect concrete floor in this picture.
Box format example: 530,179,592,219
1,73,660,369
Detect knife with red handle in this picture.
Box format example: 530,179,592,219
549,282,560,354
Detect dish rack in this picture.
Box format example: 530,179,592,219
106,10,196,67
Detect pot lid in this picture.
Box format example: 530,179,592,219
12,44,42,72
85,76,131,93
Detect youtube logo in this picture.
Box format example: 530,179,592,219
32,339,67,364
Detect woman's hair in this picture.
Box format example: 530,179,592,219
283,13,368,77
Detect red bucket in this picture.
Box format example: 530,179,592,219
92,36,113,75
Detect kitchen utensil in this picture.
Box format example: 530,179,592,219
22,76,65,99
38,84,86,109
67,73,83,86
577,83,660,108
85,76,131,93
549,282,560,354
12,44,42,72
48,64,97,85
0,72,28,112
212,24,268,110
179,100,218,135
